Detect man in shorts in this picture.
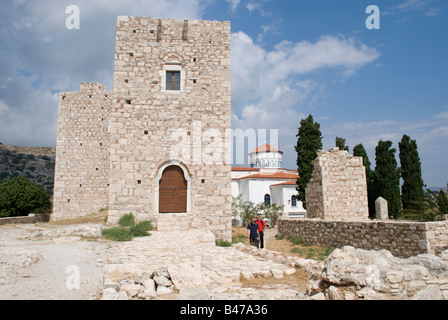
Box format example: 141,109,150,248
247,217,260,248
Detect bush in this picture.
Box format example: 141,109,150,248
118,213,135,227
130,221,153,237
101,227,133,241
0,176,51,217
215,238,232,247
102,214,153,241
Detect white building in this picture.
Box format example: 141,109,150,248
232,144,306,220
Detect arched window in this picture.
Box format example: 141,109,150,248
291,195,297,207
264,194,271,206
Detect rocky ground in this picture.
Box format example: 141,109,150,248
1,217,448,300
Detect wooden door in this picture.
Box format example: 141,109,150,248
159,165,187,213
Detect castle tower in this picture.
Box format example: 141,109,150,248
53,17,232,241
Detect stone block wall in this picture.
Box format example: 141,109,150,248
278,219,448,258
305,148,369,220
53,83,111,220
53,17,232,241
0,214,51,226
106,17,232,241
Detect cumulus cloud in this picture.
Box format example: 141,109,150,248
0,0,207,147
230,31,381,165
226,0,241,12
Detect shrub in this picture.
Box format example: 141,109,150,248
102,214,153,241
118,213,135,227
215,238,232,247
0,176,51,217
130,221,152,237
101,227,133,241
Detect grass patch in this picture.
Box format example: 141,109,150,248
232,233,247,244
102,213,152,242
290,245,334,261
101,227,133,241
118,213,135,227
216,238,232,247
130,220,153,237
287,236,305,246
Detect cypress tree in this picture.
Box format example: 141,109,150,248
373,140,401,218
353,143,375,218
335,136,349,152
295,114,323,208
399,134,425,210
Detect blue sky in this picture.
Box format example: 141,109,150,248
0,0,447,187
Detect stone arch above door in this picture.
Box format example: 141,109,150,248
155,160,192,214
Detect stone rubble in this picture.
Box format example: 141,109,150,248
318,246,448,300
101,230,318,300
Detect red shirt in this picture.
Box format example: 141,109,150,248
256,219,266,232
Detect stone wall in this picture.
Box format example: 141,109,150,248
53,83,111,220
0,214,50,226
52,17,232,241
305,148,369,220
278,218,448,258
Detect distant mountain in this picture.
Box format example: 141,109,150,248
0,142,55,194
426,186,448,193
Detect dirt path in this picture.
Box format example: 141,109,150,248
0,220,109,300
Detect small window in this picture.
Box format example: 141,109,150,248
291,195,297,207
264,194,271,206
166,71,180,90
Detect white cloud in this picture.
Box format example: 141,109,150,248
426,7,441,16
230,31,381,166
226,0,241,12
0,0,208,147
320,113,448,186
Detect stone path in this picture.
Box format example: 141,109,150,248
102,230,316,300
0,223,320,300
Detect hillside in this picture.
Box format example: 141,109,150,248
0,142,55,194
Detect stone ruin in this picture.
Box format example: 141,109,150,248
279,147,448,258
305,147,369,221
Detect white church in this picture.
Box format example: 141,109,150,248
231,144,306,219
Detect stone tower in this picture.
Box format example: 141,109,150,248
53,17,232,240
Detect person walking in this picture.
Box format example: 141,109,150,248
255,214,267,249
246,217,260,248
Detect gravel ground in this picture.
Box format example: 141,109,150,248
0,223,109,300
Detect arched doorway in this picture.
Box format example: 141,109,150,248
158,165,188,213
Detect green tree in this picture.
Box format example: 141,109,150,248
0,176,51,217
335,137,349,152
295,115,323,208
373,141,401,218
258,202,284,227
232,195,259,226
353,143,375,218
398,134,425,211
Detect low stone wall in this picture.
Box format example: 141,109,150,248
278,218,448,258
0,214,51,226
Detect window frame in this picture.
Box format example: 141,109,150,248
166,71,181,91
160,63,185,93
264,194,271,206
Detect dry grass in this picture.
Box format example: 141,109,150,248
48,210,108,226
232,226,333,261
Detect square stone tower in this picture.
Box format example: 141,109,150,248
53,17,232,241
305,147,369,220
